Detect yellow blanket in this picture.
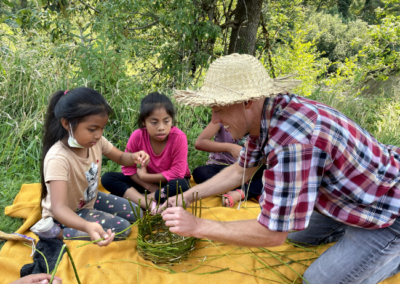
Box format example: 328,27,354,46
1,183,399,284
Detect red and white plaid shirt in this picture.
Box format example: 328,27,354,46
238,94,400,232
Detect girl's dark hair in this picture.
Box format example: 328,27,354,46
137,92,175,127
40,87,113,204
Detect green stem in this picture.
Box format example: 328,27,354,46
192,192,195,215
76,221,137,248
175,181,178,205
50,244,66,284
258,247,310,284
23,243,49,274
156,182,161,212
88,259,176,273
166,185,169,207
199,197,202,218
137,198,141,220
127,197,139,220
145,190,148,211
65,246,81,284
179,186,185,209
148,211,154,241
195,191,199,217
195,267,229,275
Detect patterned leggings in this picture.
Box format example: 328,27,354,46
55,191,142,241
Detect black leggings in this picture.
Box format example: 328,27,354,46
192,164,266,200
101,172,191,205
55,191,142,241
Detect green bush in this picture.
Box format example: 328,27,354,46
305,13,370,72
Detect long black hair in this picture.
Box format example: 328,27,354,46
137,92,175,127
40,87,113,204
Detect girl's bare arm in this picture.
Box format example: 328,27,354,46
195,122,242,159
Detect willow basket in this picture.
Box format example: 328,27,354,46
137,213,197,264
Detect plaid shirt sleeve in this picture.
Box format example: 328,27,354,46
238,135,265,168
258,144,332,232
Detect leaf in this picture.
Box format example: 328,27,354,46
0,16,10,24
37,0,43,6
15,18,22,27
1,0,14,7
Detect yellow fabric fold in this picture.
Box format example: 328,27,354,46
1,183,398,283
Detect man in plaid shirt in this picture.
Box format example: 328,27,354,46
162,54,400,283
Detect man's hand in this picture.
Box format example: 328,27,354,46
10,274,62,284
85,222,115,247
161,207,200,237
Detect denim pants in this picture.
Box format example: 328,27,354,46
288,211,400,284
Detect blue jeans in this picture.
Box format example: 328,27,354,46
288,211,400,284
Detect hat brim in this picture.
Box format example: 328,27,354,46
174,76,302,107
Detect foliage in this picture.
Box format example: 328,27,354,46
357,0,400,80
305,13,370,72
268,27,328,97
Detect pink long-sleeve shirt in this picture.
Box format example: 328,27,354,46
122,126,191,181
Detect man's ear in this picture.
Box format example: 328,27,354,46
244,100,253,109
61,118,70,132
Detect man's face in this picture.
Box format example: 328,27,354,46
211,103,248,139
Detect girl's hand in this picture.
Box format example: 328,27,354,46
132,151,150,166
85,222,115,247
137,166,147,179
228,144,243,160
10,274,62,284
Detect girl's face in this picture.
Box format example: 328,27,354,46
66,114,109,148
143,107,172,142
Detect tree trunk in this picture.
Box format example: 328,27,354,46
228,0,263,55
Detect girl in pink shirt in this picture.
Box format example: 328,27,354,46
102,92,191,210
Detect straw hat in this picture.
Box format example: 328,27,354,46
174,53,302,107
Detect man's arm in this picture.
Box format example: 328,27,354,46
162,207,288,247
164,163,259,207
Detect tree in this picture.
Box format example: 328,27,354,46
227,0,263,55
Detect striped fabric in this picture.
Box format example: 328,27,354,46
238,94,400,232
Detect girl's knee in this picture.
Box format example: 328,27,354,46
192,167,204,184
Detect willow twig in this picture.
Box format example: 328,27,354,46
199,198,202,218
166,185,169,207
145,190,149,211
23,243,49,274
175,181,179,204
195,191,199,217
65,246,81,284
258,247,310,284
195,267,229,275
179,186,185,209
76,221,137,248
50,244,66,284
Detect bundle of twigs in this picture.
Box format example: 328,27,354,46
135,183,201,264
